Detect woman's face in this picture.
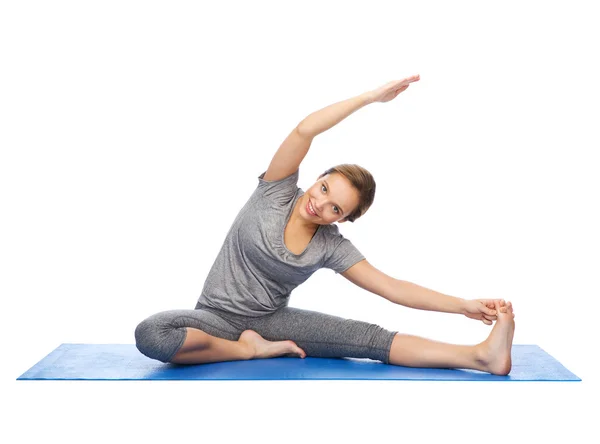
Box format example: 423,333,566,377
301,173,360,224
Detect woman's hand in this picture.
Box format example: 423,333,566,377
463,299,507,325
369,74,421,103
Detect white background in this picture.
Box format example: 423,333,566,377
1,1,598,442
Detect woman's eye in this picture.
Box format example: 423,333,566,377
322,184,338,213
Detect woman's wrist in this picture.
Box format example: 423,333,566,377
361,90,377,105
457,297,468,315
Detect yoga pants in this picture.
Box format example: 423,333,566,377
135,302,398,364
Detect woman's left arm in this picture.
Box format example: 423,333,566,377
391,280,466,313
341,260,500,324
391,280,502,324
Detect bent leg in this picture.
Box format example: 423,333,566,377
134,308,246,364
169,326,252,365
246,307,398,363
134,305,306,365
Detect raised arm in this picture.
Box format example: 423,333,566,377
262,75,420,182
297,92,375,138
262,92,374,182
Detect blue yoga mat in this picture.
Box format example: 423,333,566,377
17,344,580,381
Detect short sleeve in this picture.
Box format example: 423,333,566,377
256,169,300,206
322,236,366,274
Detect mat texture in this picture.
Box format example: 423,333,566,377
17,344,580,381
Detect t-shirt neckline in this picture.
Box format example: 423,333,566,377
281,193,321,257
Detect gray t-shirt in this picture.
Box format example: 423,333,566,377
197,168,365,317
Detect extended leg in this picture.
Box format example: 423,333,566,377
245,301,515,375
389,334,487,370
389,301,515,375
245,306,399,363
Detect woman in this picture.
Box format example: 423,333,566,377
135,74,516,375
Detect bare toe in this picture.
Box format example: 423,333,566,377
478,300,515,375
239,330,306,360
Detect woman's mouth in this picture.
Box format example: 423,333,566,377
306,199,318,217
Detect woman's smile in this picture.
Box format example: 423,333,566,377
306,198,318,217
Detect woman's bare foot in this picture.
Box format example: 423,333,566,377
238,330,306,360
476,300,516,375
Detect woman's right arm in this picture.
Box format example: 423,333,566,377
297,92,375,138
262,92,375,182
297,73,420,137
263,75,419,182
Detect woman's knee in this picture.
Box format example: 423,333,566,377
134,311,188,363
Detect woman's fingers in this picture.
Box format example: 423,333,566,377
489,299,507,312
372,75,420,102
394,85,409,96
395,75,420,88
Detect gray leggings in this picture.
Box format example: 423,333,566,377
135,302,398,364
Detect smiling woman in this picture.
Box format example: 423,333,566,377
284,164,373,241
314,164,376,223
135,74,516,376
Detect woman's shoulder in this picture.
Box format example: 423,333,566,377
321,223,347,241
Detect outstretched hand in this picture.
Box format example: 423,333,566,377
369,74,420,103
463,299,508,325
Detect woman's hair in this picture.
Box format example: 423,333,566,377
318,163,376,223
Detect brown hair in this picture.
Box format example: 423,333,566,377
318,163,376,223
